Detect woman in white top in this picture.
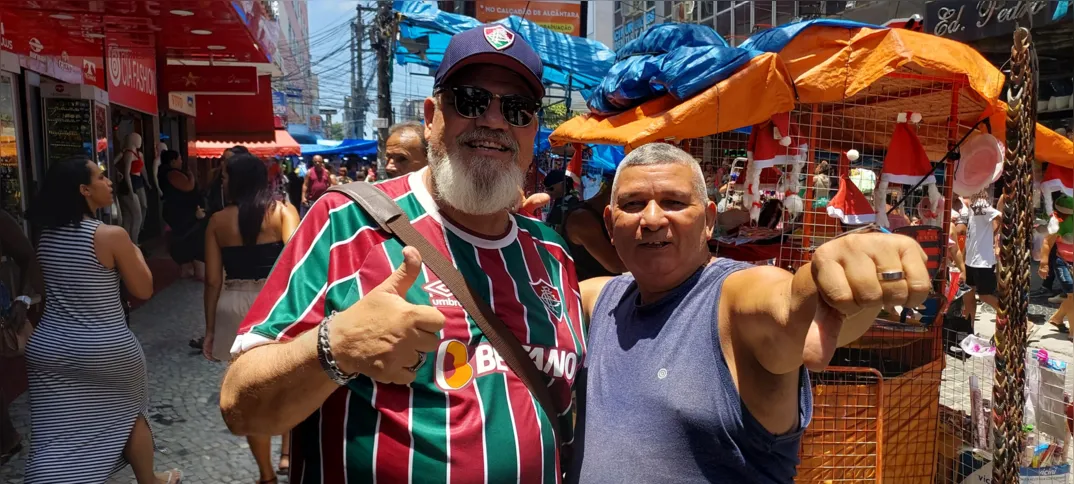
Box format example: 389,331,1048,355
962,190,1001,323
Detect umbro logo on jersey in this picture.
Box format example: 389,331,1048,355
423,280,461,307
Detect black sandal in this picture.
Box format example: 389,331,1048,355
278,452,290,474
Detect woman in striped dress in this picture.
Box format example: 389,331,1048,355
25,157,181,483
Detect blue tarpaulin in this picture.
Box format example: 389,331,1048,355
300,139,378,158
738,19,882,53
392,1,614,97
586,23,761,116
534,127,622,175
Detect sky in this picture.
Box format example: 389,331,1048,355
306,0,435,139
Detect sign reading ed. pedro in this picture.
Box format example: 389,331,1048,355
474,0,582,36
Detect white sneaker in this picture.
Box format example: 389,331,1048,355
1048,294,1066,304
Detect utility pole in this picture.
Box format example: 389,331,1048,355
373,1,397,178
351,4,367,140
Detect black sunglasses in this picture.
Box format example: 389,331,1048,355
437,85,541,128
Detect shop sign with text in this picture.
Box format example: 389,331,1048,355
167,92,197,117
474,1,581,36
106,36,157,114
163,65,258,95
925,1,1072,42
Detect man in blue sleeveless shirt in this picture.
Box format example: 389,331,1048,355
572,143,931,483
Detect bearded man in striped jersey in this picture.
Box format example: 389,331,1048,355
221,25,582,483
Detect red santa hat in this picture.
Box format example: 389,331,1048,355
874,112,940,227
1040,163,1073,215
744,113,808,220
827,153,875,225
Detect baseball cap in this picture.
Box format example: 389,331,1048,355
434,24,545,99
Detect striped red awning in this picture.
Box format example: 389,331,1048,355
194,130,300,159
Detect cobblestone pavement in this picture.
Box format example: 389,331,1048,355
0,279,288,484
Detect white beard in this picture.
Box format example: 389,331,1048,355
428,144,524,216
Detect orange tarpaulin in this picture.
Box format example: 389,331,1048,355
194,129,300,159
774,25,1003,110
549,53,796,151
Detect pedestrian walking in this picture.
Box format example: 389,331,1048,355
25,156,181,484
0,208,43,466
203,153,299,483
301,155,332,208
221,25,582,483
963,189,1001,323
1038,195,1074,337
571,143,930,483
157,150,205,279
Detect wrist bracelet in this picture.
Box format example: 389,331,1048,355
317,311,357,386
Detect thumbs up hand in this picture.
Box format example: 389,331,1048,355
328,246,446,385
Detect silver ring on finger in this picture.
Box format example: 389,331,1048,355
404,352,427,373
877,270,905,282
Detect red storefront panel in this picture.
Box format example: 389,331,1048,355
162,65,258,95
106,32,157,114
195,75,274,135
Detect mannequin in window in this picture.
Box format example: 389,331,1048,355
116,133,148,245
150,141,168,193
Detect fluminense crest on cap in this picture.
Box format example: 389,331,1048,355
483,25,515,51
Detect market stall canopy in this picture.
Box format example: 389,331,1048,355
195,130,300,159
550,53,796,151
739,20,1005,158
299,139,378,158
392,1,614,95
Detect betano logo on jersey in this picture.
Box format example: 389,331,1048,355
434,339,579,391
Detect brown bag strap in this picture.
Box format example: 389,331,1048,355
327,183,564,446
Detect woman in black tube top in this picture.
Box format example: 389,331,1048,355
202,153,299,483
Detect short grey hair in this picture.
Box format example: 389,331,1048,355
389,121,428,151
611,142,708,204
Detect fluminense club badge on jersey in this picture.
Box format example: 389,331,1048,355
483,25,515,51
532,279,563,319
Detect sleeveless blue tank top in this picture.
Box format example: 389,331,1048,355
571,259,812,483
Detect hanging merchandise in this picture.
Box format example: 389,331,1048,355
1040,163,1074,216
953,132,1005,197
826,151,876,225
1047,195,1074,236
744,112,807,221
873,112,941,228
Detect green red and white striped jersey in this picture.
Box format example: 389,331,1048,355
232,169,586,484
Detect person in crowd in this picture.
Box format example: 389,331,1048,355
0,209,43,466
207,146,248,216
542,168,576,227
25,157,181,483
554,176,625,279
363,165,377,183
220,26,581,482
963,189,1001,323
1037,195,1073,336
285,159,303,209
884,191,911,230
384,121,429,178
334,165,354,185
203,153,299,483
188,145,249,350
157,150,205,279
301,155,332,209
1032,194,1062,300
571,143,930,482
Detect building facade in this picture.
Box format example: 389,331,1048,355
274,0,322,136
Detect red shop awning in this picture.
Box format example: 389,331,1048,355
194,130,300,159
